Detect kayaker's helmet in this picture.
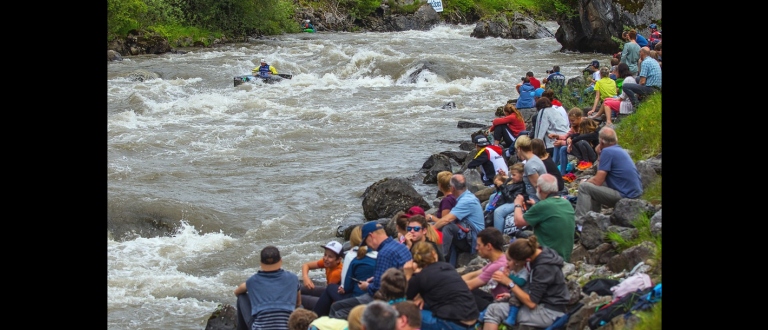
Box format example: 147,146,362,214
649,23,657,30
260,59,266,64
305,19,310,23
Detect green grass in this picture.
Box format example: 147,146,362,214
629,301,661,330
615,93,662,162
641,176,661,205
605,213,661,264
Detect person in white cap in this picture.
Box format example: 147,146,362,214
253,58,279,78
300,241,344,311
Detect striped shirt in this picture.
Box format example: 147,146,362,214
252,310,291,330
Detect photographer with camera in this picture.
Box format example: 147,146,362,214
542,66,565,96
516,72,541,94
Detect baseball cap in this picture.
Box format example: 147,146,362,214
473,135,490,146
321,241,343,255
532,88,545,98
360,222,383,246
591,60,599,67
405,206,425,218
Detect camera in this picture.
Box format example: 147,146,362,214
546,70,553,74
521,77,526,81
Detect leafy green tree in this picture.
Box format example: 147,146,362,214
108,0,148,38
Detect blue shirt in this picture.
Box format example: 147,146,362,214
639,57,662,89
598,145,643,199
451,189,485,234
635,34,648,47
368,237,412,296
546,72,566,88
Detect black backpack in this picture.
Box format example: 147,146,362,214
587,287,653,330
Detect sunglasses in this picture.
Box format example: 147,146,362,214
406,226,422,232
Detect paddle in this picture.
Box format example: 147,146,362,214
277,73,293,80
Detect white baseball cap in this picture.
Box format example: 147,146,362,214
321,241,343,255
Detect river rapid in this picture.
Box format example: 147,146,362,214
107,22,605,329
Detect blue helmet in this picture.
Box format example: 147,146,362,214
649,23,657,29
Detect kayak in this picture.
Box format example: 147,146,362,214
233,73,293,87
303,28,315,33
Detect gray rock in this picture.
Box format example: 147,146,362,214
361,177,430,220
611,199,655,227
607,241,656,273
649,209,661,236
579,211,612,249
205,304,237,330
421,153,453,184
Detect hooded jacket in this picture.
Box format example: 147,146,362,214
526,246,570,312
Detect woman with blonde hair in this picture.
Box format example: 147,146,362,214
514,135,547,203
312,226,377,316
403,241,479,330
346,304,367,330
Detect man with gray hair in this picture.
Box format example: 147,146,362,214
511,173,575,262
429,173,485,267
576,127,643,222
361,300,399,330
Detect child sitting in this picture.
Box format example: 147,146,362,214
490,163,529,236
502,260,530,326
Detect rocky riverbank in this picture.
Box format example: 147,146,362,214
204,106,662,330
108,0,662,60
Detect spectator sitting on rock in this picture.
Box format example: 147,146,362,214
575,126,643,220
512,173,575,262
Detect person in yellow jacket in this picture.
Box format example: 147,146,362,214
253,59,278,78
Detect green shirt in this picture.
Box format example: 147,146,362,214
523,196,575,262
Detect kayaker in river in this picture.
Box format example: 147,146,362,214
303,19,315,30
253,59,279,78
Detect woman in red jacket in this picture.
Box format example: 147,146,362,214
490,103,527,161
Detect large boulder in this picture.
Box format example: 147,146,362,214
554,0,662,54
471,14,554,39
421,153,453,184
108,50,123,62
205,304,237,330
361,177,430,220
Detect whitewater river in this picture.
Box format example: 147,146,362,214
107,22,604,329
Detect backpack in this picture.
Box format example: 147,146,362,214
587,287,653,330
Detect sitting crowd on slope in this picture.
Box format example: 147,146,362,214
232,25,659,330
